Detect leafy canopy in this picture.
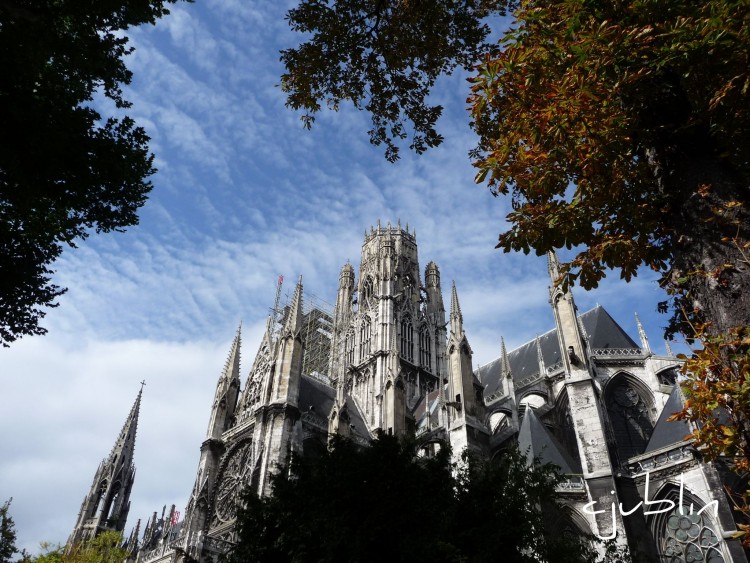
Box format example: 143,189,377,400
28,531,128,563
225,434,625,563
0,0,181,346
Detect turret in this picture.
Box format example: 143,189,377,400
424,261,445,316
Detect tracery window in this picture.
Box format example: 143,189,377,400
359,319,371,361
419,326,431,369
605,376,654,460
651,490,725,563
400,317,413,362
361,277,374,304
345,331,355,366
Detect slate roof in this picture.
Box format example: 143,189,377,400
644,386,692,453
477,305,640,398
299,375,335,417
518,407,582,473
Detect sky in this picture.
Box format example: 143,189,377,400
0,0,686,555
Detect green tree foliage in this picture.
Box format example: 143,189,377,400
30,532,128,563
0,0,182,346
225,435,624,563
0,499,18,563
281,0,499,162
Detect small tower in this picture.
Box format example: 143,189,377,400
68,386,142,547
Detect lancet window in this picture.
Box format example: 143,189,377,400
345,330,355,366
400,317,414,362
359,319,371,361
604,375,654,460
419,326,431,370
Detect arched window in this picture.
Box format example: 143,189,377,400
604,375,655,460
345,330,355,366
359,319,371,360
400,317,414,361
650,486,726,562
419,326,431,369
362,277,374,303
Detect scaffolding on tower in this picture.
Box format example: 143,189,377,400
276,284,334,385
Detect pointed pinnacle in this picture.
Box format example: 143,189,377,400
501,337,512,378
450,282,462,319
547,250,561,282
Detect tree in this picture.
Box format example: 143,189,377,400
0,0,182,346
30,531,128,563
225,434,624,563
0,499,18,563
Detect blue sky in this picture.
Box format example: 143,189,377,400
0,0,684,554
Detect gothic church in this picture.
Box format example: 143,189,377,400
69,222,748,562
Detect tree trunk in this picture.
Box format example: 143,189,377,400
666,148,750,336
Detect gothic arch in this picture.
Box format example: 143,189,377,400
603,372,656,461
648,482,728,562
552,505,593,538
487,409,512,434
518,390,548,407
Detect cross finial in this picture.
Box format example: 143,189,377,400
139,380,146,392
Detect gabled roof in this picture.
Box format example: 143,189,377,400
478,305,639,398
518,408,582,474
644,387,691,453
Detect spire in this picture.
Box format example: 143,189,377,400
547,250,561,283
68,388,142,546
450,282,463,337
665,339,674,357
207,326,242,439
283,276,304,335
535,334,546,375
110,386,142,463
223,323,242,380
500,337,512,379
635,312,651,355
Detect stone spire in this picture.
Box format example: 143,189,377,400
501,337,519,429
547,249,561,283
635,312,652,355
272,276,304,405
500,336,512,379
206,324,242,440
450,281,464,338
68,388,142,547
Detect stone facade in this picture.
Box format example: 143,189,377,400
73,223,747,562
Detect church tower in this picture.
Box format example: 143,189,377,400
331,221,445,437
68,387,141,546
